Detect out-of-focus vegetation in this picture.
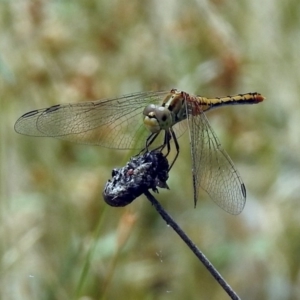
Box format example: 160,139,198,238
1,1,300,299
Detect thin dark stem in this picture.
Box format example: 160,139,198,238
144,190,240,300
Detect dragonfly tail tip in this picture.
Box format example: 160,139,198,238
256,93,266,102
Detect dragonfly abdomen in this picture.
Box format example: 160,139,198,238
198,92,265,111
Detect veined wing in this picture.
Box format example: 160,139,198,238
14,91,169,150
187,110,246,214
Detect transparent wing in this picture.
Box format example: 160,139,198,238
187,111,246,214
14,91,170,150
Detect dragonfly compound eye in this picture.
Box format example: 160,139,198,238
143,104,161,133
143,104,157,116
154,107,172,129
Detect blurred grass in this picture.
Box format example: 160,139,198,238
1,0,300,299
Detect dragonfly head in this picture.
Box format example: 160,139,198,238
143,104,173,133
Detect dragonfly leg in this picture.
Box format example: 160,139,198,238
138,132,160,155
163,131,171,156
168,128,180,171
151,130,171,153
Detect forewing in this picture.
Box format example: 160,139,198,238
172,119,188,139
187,111,246,214
14,91,168,149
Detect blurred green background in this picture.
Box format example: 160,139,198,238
1,1,300,299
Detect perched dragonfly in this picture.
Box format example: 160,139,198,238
15,89,265,214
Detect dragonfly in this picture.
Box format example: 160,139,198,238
15,88,265,214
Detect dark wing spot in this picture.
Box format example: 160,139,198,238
241,183,246,198
44,104,61,114
21,110,39,118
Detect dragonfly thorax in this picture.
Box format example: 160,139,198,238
143,104,173,133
